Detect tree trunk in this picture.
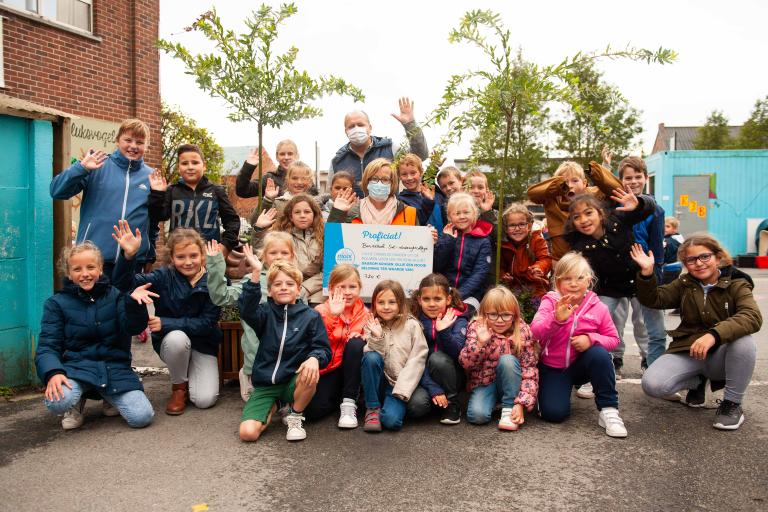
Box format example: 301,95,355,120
496,110,514,284
257,123,264,203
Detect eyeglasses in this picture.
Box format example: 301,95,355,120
369,178,391,185
485,312,515,322
506,222,529,231
683,252,714,266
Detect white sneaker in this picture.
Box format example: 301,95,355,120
337,399,358,429
498,407,518,431
598,407,628,438
61,398,86,430
576,383,595,399
102,400,120,417
239,368,254,402
285,412,307,441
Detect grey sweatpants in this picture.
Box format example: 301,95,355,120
160,330,220,409
641,335,756,403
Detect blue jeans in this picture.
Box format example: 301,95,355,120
639,303,667,366
361,351,408,431
601,296,667,366
44,378,154,428
466,355,522,425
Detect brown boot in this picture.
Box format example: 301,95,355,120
165,382,188,415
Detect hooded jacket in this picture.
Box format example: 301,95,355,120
239,280,331,386
315,298,369,375
635,266,762,353
50,149,154,264
397,189,438,227
35,275,148,395
434,219,493,303
500,229,553,298
531,290,619,369
148,176,241,251
417,306,471,398
326,200,418,226
236,162,288,198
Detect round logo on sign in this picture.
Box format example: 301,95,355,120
335,248,355,265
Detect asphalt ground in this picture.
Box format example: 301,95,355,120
3,270,768,511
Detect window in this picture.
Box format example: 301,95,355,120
1,0,92,32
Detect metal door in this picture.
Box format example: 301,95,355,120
673,175,709,236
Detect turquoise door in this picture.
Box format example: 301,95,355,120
0,115,53,387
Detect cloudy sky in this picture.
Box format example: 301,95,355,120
158,0,768,168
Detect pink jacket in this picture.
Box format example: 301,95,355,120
530,290,619,369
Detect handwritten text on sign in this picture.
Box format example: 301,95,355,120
323,223,433,299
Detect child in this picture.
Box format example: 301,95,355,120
205,232,298,401
252,160,317,223
530,253,626,437
460,286,539,431
113,224,222,415
148,144,240,258
50,119,155,276
320,171,356,220
500,203,552,308
633,236,762,430
361,280,429,432
307,264,368,428
435,166,464,227
252,194,324,304
408,273,472,425
36,241,156,430
396,153,441,227
236,139,300,198
238,255,331,442
464,170,499,288
527,161,622,261
663,217,684,284
434,192,492,311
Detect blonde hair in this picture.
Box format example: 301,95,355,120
275,139,298,157
328,264,362,290
59,241,103,276
361,158,397,197
446,192,479,221
678,233,732,266
396,153,424,173
266,260,303,288
285,161,313,184
259,231,296,265
464,170,489,191
553,252,596,290
665,217,680,230
477,286,523,355
164,228,206,267
554,161,586,182
116,118,150,144
371,279,408,330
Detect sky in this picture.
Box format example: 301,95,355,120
158,0,768,169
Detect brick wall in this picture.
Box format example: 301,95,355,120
1,0,161,168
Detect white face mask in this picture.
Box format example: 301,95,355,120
367,181,391,201
346,126,369,146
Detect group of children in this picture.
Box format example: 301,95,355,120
38,118,762,444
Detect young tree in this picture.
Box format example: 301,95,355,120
693,110,734,149
158,4,364,200
736,96,768,149
551,60,642,166
161,103,225,184
430,9,676,281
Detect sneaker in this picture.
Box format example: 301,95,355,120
337,399,358,429
102,400,119,417
285,412,307,441
613,358,623,380
682,376,707,408
598,407,628,438
575,383,595,399
61,398,86,430
498,407,518,431
713,399,745,430
440,401,461,425
363,407,382,432
238,368,254,403
662,392,683,402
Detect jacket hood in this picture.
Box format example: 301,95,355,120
466,219,494,237
680,265,755,290
61,275,111,300
110,149,145,170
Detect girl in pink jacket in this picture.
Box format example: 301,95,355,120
531,252,627,438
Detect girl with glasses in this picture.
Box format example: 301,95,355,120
632,234,762,430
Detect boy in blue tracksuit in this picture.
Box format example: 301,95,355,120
396,153,443,230
237,254,331,443
50,119,155,276
148,144,241,257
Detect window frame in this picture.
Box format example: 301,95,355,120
0,0,96,37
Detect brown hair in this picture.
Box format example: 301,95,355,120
328,263,362,290
503,203,536,261
565,194,607,234
437,166,463,184
361,158,397,197
464,169,489,191
177,143,204,161
410,273,464,317
163,228,206,267
274,193,324,247
259,231,296,265
396,153,424,174
266,260,304,288
330,171,355,188
678,233,732,266
371,280,408,330
477,286,523,355
59,241,103,276
618,156,648,179
116,119,150,144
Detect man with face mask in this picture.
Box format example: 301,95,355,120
331,97,428,196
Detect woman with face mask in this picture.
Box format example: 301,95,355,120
327,158,419,226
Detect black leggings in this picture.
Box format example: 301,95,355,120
304,337,365,421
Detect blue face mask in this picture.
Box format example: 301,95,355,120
367,182,391,201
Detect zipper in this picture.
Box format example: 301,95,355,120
565,297,587,366
80,222,92,243
271,304,289,384
115,160,132,261
192,187,199,230
432,319,437,352
455,233,466,288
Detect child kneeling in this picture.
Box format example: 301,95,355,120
238,253,331,442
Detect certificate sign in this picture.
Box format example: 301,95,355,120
323,223,433,299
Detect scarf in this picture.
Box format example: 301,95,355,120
360,196,398,225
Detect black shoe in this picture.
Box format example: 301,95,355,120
682,376,707,408
613,358,623,380
713,399,744,430
440,401,461,425
640,358,648,373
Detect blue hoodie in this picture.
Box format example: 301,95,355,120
417,307,470,398
50,149,154,264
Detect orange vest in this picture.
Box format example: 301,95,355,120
351,204,418,226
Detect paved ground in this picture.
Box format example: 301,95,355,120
3,271,768,511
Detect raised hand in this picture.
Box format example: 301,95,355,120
246,147,259,166
420,183,435,200
555,294,577,322
205,240,221,258
333,188,358,212
366,313,383,338
443,223,457,238
111,220,142,259
629,243,655,277
475,319,492,347
435,309,457,332
327,287,346,317
480,191,496,212
601,145,613,167
391,97,415,124
242,244,263,275
81,149,108,171
148,170,167,191
611,188,639,212
255,208,277,229
130,283,159,305
264,178,278,200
